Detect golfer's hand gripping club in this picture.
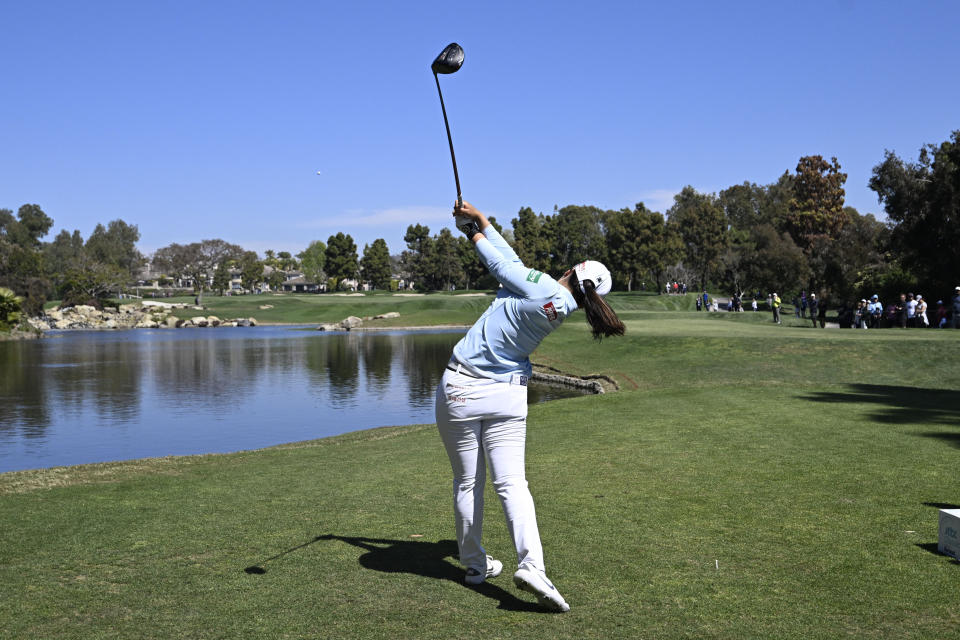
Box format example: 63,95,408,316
454,201,485,240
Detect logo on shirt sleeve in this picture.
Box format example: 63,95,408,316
542,301,558,321
525,269,543,283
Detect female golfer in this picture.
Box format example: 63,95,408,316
435,201,624,612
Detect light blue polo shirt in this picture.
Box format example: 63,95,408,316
451,225,578,383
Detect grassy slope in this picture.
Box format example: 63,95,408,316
3,293,960,639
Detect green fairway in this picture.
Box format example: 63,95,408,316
3,298,959,639
161,291,497,327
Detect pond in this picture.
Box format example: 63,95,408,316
0,327,587,472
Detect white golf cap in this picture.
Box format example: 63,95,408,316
574,260,612,296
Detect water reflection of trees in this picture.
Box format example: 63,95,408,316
152,334,241,402
0,329,491,468
72,336,142,425
0,334,144,441
399,333,461,408
361,335,395,395
0,342,50,438
303,334,360,407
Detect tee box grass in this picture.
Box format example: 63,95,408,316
3,292,959,639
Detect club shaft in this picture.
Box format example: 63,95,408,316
434,72,462,207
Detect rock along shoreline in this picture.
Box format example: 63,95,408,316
24,301,258,332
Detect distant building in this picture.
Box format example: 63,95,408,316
281,276,325,293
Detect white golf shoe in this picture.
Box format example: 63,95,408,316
465,555,503,585
512,566,570,612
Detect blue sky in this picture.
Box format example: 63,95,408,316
2,0,957,258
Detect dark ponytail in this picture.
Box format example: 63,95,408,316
570,270,625,340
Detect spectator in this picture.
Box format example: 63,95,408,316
896,293,907,328
856,299,868,329
792,296,801,318
906,293,917,328
696,297,702,312
936,299,948,328
751,298,758,312
818,296,827,328
801,290,808,318
869,294,882,328
702,291,709,309
916,294,929,328
953,286,960,329
772,292,782,324
809,294,819,328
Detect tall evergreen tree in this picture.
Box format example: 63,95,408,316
212,260,231,295
325,233,359,283
431,228,463,290
400,224,434,290
552,205,607,272
239,251,263,292
361,238,392,289
606,203,682,292
667,187,728,290
510,207,553,273
786,156,847,251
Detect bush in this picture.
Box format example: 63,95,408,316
0,286,23,329
23,277,49,317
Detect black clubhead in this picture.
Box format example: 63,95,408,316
432,43,464,74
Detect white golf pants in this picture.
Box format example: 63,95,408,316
435,366,545,575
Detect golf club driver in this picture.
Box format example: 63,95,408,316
431,43,469,227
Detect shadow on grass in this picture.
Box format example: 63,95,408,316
245,534,544,612
801,384,960,445
923,502,960,510
915,542,960,565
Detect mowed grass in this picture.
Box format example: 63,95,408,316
3,295,960,639
164,291,496,326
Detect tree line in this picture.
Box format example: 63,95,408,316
2,130,957,313
384,131,959,304
0,207,145,315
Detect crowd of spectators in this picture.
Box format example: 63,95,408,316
665,282,688,295
686,284,960,330
838,287,960,329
